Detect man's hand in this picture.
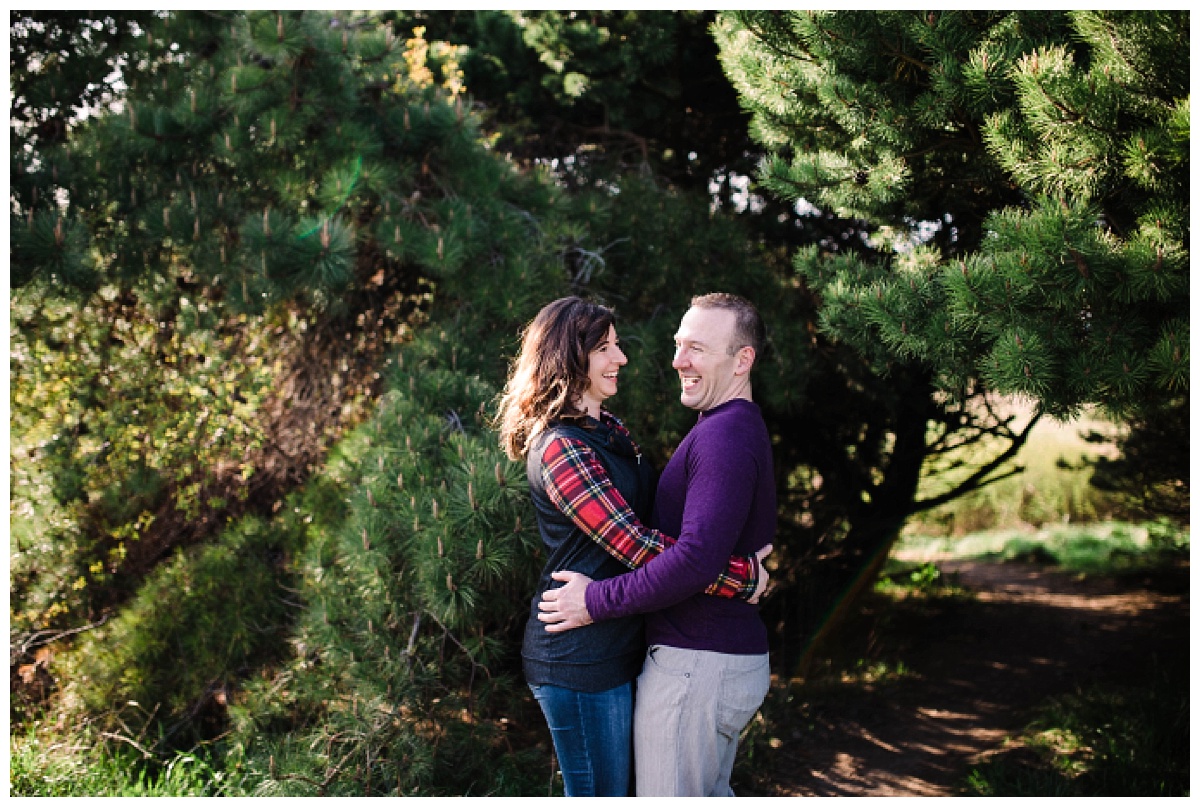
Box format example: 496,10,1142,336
538,571,595,632
748,543,773,604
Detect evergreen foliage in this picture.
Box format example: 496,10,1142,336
225,323,548,795
10,282,282,631
1086,398,1190,521
410,10,867,252
217,169,807,795
11,11,479,650
414,12,751,192
717,10,1189,418
55,509,308,741
712,9,1189,671
10,10,570,789
16,10,796,793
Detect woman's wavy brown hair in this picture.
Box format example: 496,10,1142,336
496,297,616,459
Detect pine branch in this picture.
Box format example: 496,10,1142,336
99,731,156,760
734,12,818,64
13,615,111,660
422,609,490,680
1026,72,1114,138
879,38,932,77
97,702,162,760
1087,13,1160,94
269,750,349,796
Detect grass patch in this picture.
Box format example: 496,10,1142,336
961,662,1189,796
895,520,1189,577
10,723,248,797
912,410,1126,536
874,559,975,599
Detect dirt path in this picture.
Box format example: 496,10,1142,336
755,560,1190,797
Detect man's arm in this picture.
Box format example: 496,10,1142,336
539,542,771,632
552,431,764,625
540,434,759,599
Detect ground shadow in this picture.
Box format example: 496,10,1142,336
752,560,1189,797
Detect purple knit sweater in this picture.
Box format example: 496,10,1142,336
584,398,776,654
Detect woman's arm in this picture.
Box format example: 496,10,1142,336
540,434,759,600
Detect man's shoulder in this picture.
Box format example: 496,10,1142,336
687,402,768,460
695,400,767,439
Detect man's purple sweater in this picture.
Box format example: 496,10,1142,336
584,398,776,655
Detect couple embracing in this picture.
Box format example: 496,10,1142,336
497,293,775,797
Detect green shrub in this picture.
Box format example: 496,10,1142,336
52,506,309,742
221,323,549,796
875,561,958,597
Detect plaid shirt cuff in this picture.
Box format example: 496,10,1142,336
708,553,758,600
541,432,757,601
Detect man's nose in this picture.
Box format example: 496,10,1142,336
672,348,687,369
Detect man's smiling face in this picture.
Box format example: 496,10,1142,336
672,306,746,412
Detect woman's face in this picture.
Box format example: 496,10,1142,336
579,325,627,415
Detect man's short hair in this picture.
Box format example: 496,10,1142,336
690,292,765,360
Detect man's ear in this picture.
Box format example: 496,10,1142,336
734,346,756,376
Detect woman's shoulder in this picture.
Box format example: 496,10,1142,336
543,417,590,440
532,421,593,458
599,408,629,434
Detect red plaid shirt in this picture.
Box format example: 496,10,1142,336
540,415,759,600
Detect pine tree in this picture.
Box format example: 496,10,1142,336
9,10,475,612
716,10,1189,418
11,10,570,787
711,10,1189,664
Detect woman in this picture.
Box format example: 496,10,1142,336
496,296,764,797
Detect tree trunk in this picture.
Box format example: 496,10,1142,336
770,371,933,676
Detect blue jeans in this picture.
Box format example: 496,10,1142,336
529,681,633,797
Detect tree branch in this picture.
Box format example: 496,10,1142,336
911,407,1042,513
13,615,111,662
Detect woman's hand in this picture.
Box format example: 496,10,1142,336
748,543,773,604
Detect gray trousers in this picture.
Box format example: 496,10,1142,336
632,645,771,797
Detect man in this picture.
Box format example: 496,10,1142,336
539,292,776,797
